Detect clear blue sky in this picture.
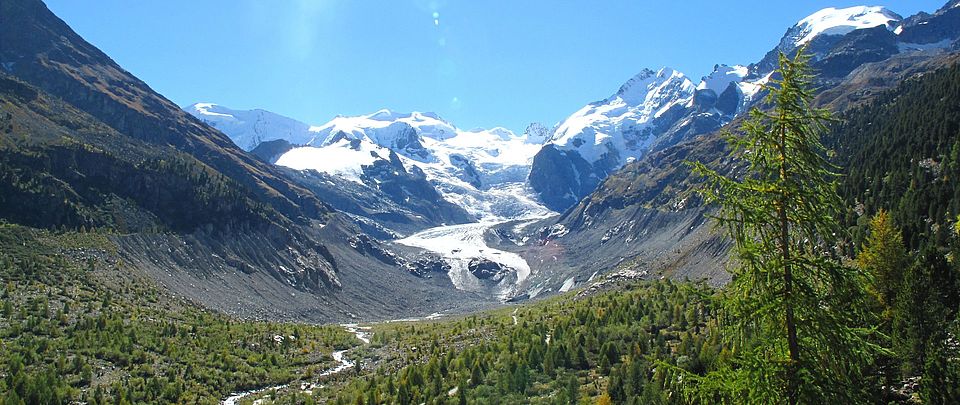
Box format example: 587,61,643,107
45,0,946,132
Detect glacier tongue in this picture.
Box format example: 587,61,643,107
395,216,548,300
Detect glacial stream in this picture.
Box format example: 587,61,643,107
220,324,372,405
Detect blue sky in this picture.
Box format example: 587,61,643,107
46,0,945,133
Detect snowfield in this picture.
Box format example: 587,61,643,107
274,138,384,184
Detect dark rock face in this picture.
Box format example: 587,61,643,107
390,125,431,160
692,88,719,113
899,5,960,45
250,139,295,163
528,145,602,212
350,234,454,278
468,258,511,281
349,234,401,266
360,150,474,225
449,153,482,188
715,82,743,117
815,26,900,78
403,254,452,277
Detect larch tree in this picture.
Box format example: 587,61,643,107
857,209,908,321
682,50,883,404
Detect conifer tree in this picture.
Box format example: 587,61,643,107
686,50,881,404
893,248,951,377
857,209,908,321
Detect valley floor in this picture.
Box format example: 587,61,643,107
220,277,717,404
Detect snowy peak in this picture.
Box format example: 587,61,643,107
614,67,693,104
523,123,551,145
782,6,902,51
614,68,657,98
310,110,458,155
547,66,696,162
697,64,748,95
185,103,317,151
192,103,552,220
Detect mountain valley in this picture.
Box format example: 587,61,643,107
3,0,960,403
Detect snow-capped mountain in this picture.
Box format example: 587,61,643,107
549,68,695,164
747,6,904,80
528,64,771,211
282,110,550,220
529,4,957,212
185,105,553,222
781,6,901,54
185,103,319,151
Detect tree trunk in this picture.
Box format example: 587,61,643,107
778,121,801,405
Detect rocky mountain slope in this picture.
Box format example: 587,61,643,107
0,0,490,322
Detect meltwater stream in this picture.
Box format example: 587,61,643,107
220,324,372,404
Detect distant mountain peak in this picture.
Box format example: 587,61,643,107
184,103,317,150
523,122,551,145
366,109,445,124
615,67,687,101
698,64,748,95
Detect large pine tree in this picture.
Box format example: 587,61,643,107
685,50,882,404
